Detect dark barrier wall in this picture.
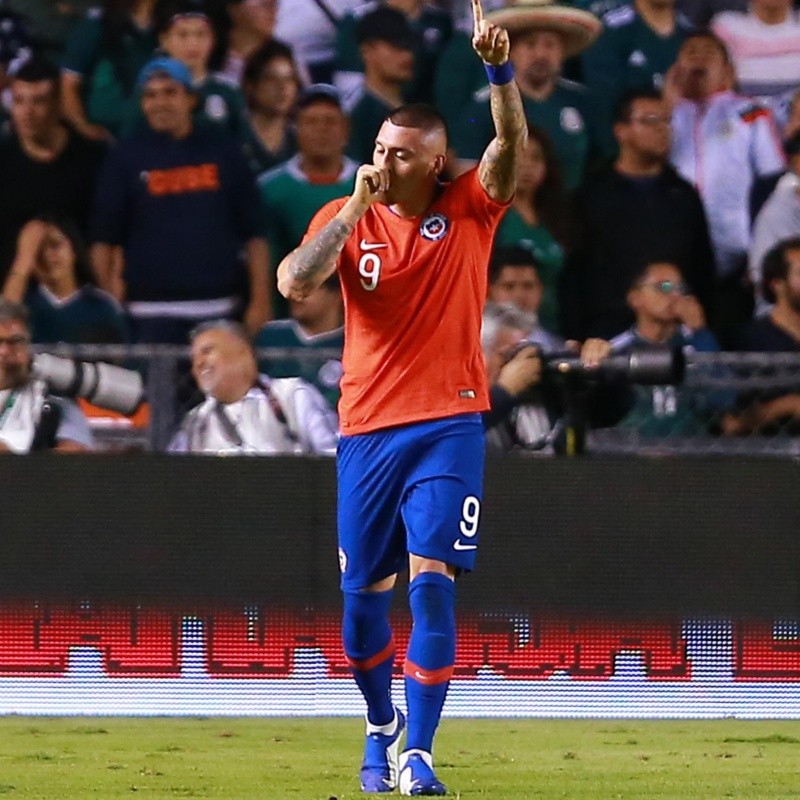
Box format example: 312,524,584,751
3,456,800,616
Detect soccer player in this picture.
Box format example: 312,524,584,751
277,0,525,794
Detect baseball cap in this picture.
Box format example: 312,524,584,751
297,83,343,111
356,7,418,51
136,56,195,93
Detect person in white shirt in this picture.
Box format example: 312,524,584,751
750,132,800,313
711,0,800,130
667,31,785,340
169,319,338,455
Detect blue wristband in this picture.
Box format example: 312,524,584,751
484,61,514,86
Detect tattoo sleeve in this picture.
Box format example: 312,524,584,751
287,217,352,286
478,79,527,202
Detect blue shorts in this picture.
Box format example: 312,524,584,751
337,413,485,591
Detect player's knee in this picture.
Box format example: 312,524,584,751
409,555,456,582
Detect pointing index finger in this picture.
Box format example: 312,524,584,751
471,0,484,29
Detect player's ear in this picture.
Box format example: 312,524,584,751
432,152,447,177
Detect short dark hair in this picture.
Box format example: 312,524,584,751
385,103,448,141
489,246,540,284
0,298,30,329
762,237,800,303
629,261,684,291
242,39,297,89
614,88,663,124
680,30,731,65
11,55,60,88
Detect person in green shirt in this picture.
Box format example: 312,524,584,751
345,6,415,164
335,0,452,105
255,275,344,409
581,0,693,146
496,125,570,332
259,84,357,319
7,0,93,61
155,0,249,138
452,1,607,190
433,29,486,133
60,0,158,141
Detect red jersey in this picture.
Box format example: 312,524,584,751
303,168,509,435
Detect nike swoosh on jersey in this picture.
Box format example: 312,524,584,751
360,240,388,250
453,540,477,551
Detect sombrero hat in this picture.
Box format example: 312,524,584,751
487,0,602,58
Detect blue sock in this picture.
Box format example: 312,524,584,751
342,589,396,727
404,572,456,752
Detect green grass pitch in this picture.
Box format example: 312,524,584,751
0,717,799,798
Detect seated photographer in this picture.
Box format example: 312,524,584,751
169,320,338,456
2,217,127,345
482,302,613,453
724,238,800,436
610,262,723,436
0,299,94,453
487,246,564,353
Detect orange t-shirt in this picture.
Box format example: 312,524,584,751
303,168,509,435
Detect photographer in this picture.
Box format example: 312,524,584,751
0,299,93,453
482,302,614,453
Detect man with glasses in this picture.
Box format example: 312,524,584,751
562,88,715,340
609,261,722,436
0,299,93,453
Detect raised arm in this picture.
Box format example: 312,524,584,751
472,0,527,203
277,164,389,301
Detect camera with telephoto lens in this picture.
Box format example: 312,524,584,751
507,343,685,386
541,346,685,385
32,353,145,415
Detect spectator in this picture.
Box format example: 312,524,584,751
258,84,356,300
0,57,107,282
255,274,344,409
725,238,800,434
334,0,452,105
241,39,300,173
5,1,92,62
274,0,363,84
61,0,158,141
150,0,249,140
169,319,338,454
481,301,614,452
494,126,569,332
668,31,785,338
749,132,800,313
345,6,416,164
610,261,722,436
711,0,800,130
3,217,127,344
0,298,93,453
582,0,694,130
223,0,307,86
90,57,270,343
433,24,486,134
675,0,746,28
452,1,605,190
488,245,565,350
562,89,715,339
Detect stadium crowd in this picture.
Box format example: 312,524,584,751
0,0,800,453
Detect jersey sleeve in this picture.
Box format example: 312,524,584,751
460,167,513,227
301,198,348,244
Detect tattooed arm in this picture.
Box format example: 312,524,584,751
471,0,527,203
277,164,389,300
